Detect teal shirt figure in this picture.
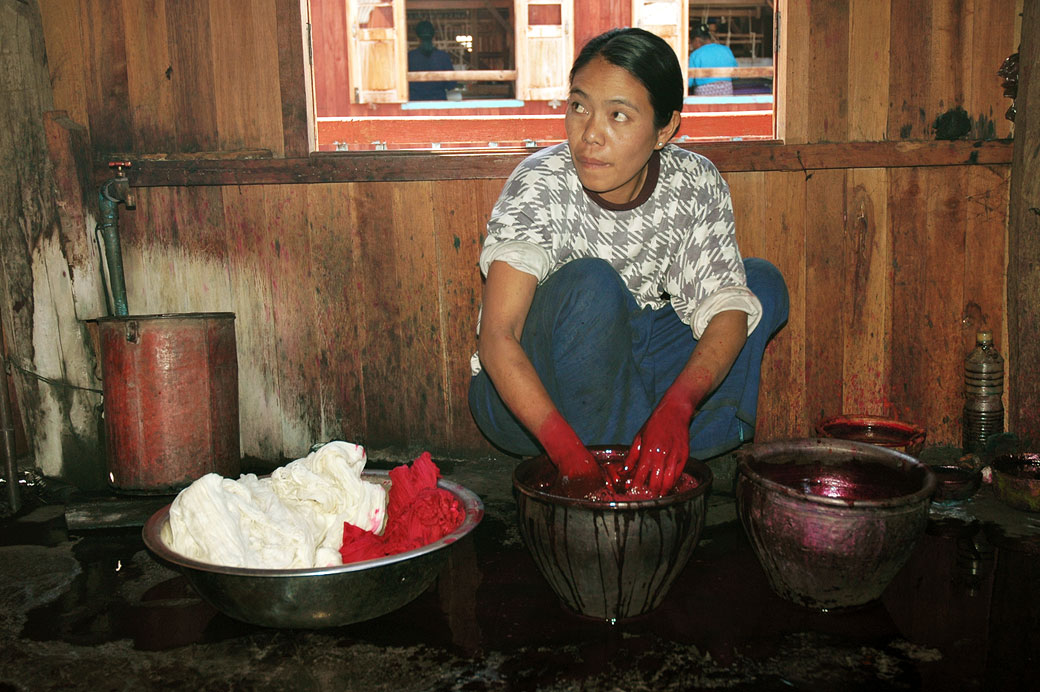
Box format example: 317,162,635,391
687,23,738,94
687,42,738,89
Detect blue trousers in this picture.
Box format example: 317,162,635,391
468,258,789,459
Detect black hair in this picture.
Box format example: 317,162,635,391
569,27,684,134
416,20,435,38
693,23,712,39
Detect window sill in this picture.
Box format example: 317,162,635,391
397,99,527,110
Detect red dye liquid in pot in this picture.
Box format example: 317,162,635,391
750,455,920,501
540,448,699,501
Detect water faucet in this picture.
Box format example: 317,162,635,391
103,161,136,209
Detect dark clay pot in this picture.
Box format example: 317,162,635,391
991,453,1040,512
735,438,936,610
513,447,712,622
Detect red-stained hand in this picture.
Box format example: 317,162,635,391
625,374,709,496
536,410,609,491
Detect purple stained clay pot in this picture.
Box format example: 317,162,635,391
513,446,713,622
735,438,936,610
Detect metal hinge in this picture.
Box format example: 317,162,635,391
307,22,314,65
775,10,780,53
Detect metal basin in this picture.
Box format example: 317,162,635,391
142,471,483,628
513,446,712,622
736,438,935,610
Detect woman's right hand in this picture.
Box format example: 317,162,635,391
478,262,608,491
537,410,604,486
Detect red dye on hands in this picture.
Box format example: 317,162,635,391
339,452,465,564
536,410,607,490
626,371,710,496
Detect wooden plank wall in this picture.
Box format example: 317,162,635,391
32,0,1022,463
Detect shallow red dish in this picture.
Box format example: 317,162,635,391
816,414,926,457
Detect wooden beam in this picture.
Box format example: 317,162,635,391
408,69,517,81
1007,0,1040,440
409,0,511,8
276,0,313,157
98,139,1014,187
688,67,774,78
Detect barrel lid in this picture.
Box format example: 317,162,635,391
95,312,236,322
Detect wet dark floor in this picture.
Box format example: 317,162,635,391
2,457,1040,692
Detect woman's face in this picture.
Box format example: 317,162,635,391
565,56,678,205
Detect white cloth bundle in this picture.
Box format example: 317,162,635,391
163,441,387,569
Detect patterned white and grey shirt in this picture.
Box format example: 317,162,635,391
473,142,762,374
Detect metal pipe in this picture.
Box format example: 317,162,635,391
97,162,135,317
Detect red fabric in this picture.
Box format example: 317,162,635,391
339,452,466,564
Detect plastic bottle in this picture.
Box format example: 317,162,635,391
962,330,1004,453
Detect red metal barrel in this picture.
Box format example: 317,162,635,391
98,313,240,493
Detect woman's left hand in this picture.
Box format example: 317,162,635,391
624,387,696,495
625,311,748,495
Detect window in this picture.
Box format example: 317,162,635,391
309,0,776,151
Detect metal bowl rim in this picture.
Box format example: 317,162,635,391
512,446,713,510
735,438,937,509
142,470,483,577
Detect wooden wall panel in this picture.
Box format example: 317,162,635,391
122,0,176,152
38,0,90,133
963,164,1010,409
964,0,1020,139
222,185,284,460
889,168,929,431
758,171,808,439
430,179,500,451
842,169,890,415
888,0,933,140
82,0,133,153
847,0,890,141
923,166,970,444
311,0,350,117
574,0,629,50
928,0,966,120
777,0,810,144
275,0,312,156
211,0,285,154
889,167,971,444
264,185,323,455
1007,0,1040,439
806,0,849,142
353,183,451,448
803,169,846,426
304,183,369,445
165,0,220,152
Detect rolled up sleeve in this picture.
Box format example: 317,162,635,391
689,285,762,339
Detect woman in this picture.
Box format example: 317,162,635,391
468,28,788,495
